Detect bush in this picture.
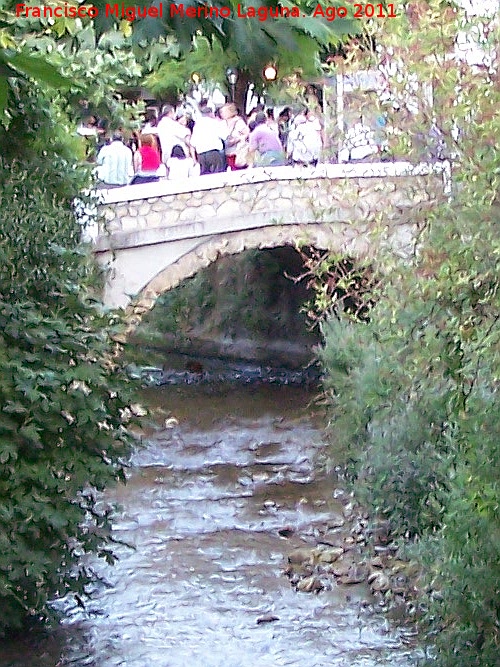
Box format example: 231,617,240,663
317,5,499,661
0,87,139,633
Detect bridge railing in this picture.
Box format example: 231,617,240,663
95,160,452,208
89,159,451,309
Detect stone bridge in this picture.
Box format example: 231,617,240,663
93,161,450,318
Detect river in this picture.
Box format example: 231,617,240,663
0,377,422,666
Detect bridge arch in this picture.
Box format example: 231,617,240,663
124,224,376,330
93,161,450,333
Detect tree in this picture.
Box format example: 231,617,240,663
0,74,142,632
314,1,499,664
104,0,359,112
0,10,71,114
0,3,149,632
0,1,149,125
2,0,358,115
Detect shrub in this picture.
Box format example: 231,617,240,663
0,86,139,633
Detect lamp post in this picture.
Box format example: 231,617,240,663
261,64,278,107
263,64,277,82
226,67,238,102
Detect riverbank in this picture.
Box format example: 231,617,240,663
129,331,317,369
279,481,424,632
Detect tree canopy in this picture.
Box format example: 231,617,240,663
1,0,359,116
0,2,147,630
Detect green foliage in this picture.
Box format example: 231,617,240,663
420,393,500,666
142,0,358,100
0,3,74,116
1,2,147,127
3,0,357,118
0,299,135,633
316,3,499,664
146,34,231,98
134,248,316,348
0,44,71,116
319,315,454,536
0,84,139,633
320,194,500,665
295,249,378,326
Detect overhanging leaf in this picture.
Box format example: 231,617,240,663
8,52,72,88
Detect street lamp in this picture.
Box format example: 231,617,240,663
263,64,277,82
226,67,238,102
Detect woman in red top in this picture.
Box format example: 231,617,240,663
131,134,161,184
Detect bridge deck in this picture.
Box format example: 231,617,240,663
97,160,451,206
92,161,450,309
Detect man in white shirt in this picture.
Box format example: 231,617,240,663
190,106,229,174
156,104,193,165
95,133,133,186
287,110,323,166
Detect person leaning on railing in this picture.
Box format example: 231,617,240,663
220,102,250,170
130,133,162,185
248,112,287,167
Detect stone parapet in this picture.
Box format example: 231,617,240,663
92,161,449,311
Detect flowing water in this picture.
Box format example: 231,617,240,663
0,378,421,667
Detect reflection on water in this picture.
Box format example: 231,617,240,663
0,384,421,667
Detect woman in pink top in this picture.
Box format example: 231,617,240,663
131,134,161,184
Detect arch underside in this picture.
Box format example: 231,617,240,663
124,221,415,331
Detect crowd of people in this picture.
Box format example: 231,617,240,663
87,101,380,188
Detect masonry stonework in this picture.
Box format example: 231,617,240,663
93,162,449,322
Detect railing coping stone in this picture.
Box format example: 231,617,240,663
95,161,450,206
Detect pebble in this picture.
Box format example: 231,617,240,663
337,565,368,585
282,491,422,625
278,527,294,538
256,614,279,625
288,548,314,565
296,576,323,593
368,572,391,592
314,547,343,563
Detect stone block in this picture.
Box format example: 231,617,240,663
216,198,249,218
120,216,138,231
115,205,129,218
151,201,168,212
157,210,183,227
179,204,216,222
138,202,152,216
170,200,188,212
144,211,163,226
250,198,274,213
102,207,116,222
135,216,148,229
104,220,121,232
